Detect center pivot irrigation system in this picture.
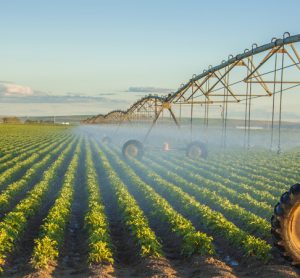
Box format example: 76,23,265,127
84,32,300,159
83,32,300,266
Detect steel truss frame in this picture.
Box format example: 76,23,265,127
83,33,300,139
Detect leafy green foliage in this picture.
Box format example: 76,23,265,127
144,155,271,238
84,142,114,264
31,142,80,269
93,141,163,258
102,144,215,257
0,138,75,272
0,137,72,213
128,155,272,262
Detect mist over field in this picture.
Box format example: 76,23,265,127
78,120,300,152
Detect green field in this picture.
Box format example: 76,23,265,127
0,124,299,277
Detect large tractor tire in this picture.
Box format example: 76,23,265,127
271,183,300,267
186,141,208,159
122,140,144,159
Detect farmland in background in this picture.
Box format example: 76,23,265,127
0,124,299,277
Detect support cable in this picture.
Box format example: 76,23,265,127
190,93,194,139
244,59,250,149
179,101,182,124
222,71,226,147
204,81,208,127
270,52,278,150
206,78,210,131
206,100,209,128
223,71,229,148
278,46,285,154
247,55,254,150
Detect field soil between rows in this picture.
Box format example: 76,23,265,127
5,256,297,277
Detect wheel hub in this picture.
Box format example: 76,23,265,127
287,201,300,256
125,144,138,157
188,146,202,159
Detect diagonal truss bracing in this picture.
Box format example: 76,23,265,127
83,33,300,125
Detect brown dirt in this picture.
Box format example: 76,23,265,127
235,264,300,278
52,146,90,277
14,256,299,277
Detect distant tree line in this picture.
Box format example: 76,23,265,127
1,117,21,124
24,119,55,124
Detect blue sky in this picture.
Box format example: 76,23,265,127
0,0,299,116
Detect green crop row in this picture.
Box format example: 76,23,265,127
144,155,271,239
0,128,64,160
0,136,74,214
201,157,286,196
127,156,272,262
0,135,55,164
102,144,215,257
0,135,70,191
84,141,114,265
31,141,81,269
164,152,277,205
153,152,273,219
93,141,163,258
0,133,64,173
205,150,297,190
0,125,69,163
0,139,76,272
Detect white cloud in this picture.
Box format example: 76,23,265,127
0,81,126,104
0,81,131,116
1,82,34,96
127,86,173,94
